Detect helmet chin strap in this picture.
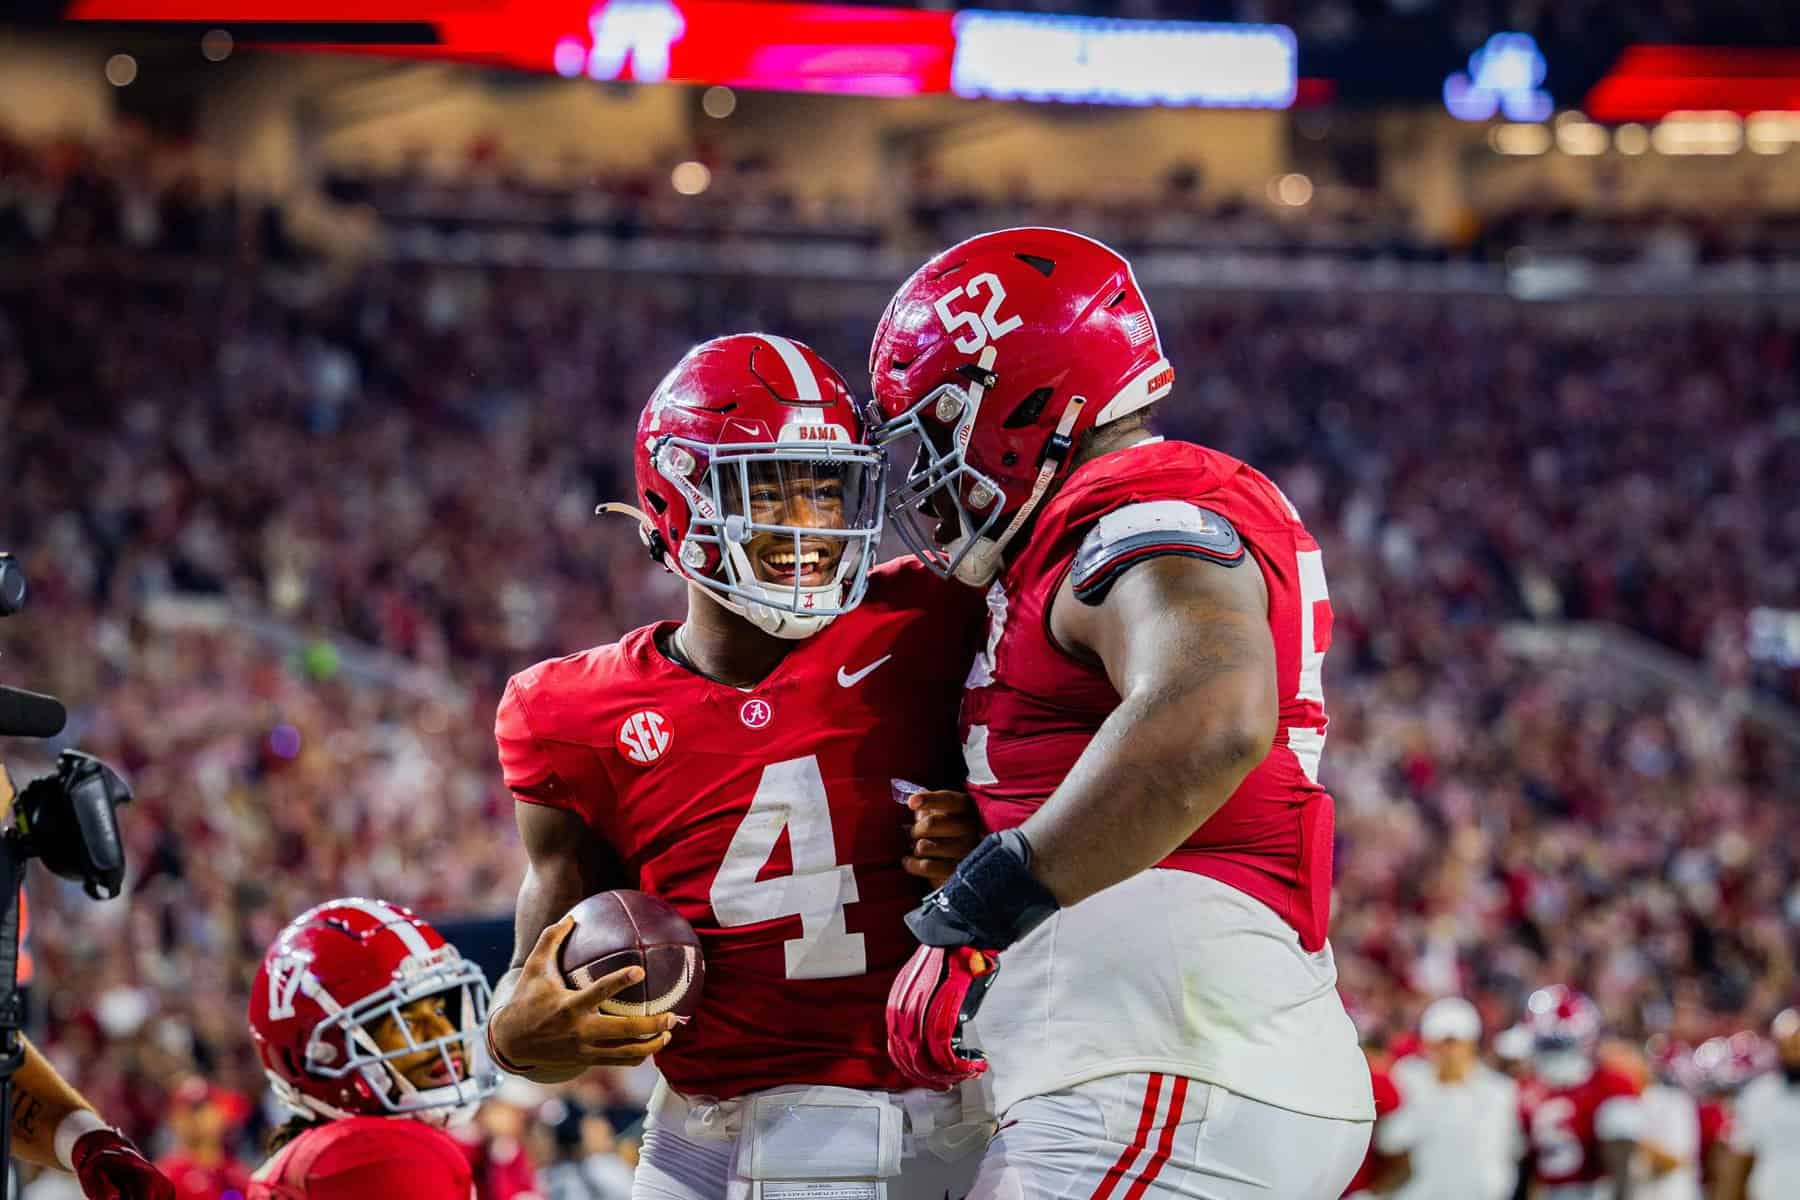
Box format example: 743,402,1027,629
953,394,1087,587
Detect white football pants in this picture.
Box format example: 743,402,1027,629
966,1072,1371,1200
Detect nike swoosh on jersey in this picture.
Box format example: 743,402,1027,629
837,655,893,687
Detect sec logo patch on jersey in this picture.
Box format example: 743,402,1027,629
617,709,672,765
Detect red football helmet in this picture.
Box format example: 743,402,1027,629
1693,1031,1775,1094
602,333,884,638
248,898,495,1125
1526,985,1602,1085
1646,1035,1699,1090
866,228,1172,585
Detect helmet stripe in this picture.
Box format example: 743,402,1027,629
759,335,823,403
336,898,433,957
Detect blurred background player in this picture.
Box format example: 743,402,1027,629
1518,986,1643,1200
245,899,498,1199
154,1077,252,1200
872,228,1373,1198
1716,1008,1800,1200
487,334,989,1200
1634,1038,1702,1200
1390,998,1521,1200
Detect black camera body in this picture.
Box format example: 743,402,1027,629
0,552,135,898
0,550,138,1171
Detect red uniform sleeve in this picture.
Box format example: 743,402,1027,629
495,675,580,813
306,1123,472,1200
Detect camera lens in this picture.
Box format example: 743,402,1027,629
0,554,25,617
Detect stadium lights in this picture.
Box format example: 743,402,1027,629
1268,173,1313,206
701,85,736,118
1747,112,1800,154
1555,120,1608,156
103,52,137,87
1489,123,1550,155
1651,111,1742,155
1615,123,1650,155
1444,32,1552,123
671,160,711,195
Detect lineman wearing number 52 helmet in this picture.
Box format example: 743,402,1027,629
487,334,992,1200
869,229,1376,1200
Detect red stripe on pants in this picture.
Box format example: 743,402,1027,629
1121,1076,1190,1200
1091,1074,1164,1200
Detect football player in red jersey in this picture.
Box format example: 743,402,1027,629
1517,987,1643,1200
246,898,500,1199
866,228,1375,1199
487,334,989,1200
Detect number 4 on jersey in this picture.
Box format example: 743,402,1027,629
709,755,867,980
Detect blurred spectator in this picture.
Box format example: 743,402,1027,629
530,1099,634,1200
153,1077,253,1200
1390,999,1520,1200
454,1078,544,1200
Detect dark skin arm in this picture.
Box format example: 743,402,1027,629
1368,1148,1413,1196
1711,1148,1751,1200
1600,1139,1637,1200
900,789,987,886
487,802,676,1083
1023,552,1276,906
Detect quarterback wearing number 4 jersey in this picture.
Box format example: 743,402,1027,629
869,229,1374,1200
495,556,978,1097
490,334,988,1200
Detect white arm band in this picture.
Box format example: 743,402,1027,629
54,1108,108,1171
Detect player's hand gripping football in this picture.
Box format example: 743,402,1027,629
487,915,678,1077
71,1129,176,1200
897,784,986,886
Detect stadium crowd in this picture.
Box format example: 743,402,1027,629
2,131,1798,1193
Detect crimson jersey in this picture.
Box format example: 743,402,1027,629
962,439,1338,949
496,558,981,1099
157,1153,252,1200
1523,1066,1644,1187
249,1118,472,1200
1698,1098,1732,1183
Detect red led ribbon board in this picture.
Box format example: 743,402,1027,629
1586,46,1800,121
67,0,960,95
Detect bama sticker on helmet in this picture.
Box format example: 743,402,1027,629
778,422,849,443
616,709,673,766
1072,500,1245,606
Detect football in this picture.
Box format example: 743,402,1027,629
557,890,706,1020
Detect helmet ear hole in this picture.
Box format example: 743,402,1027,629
1003,388,1055,430
643,489,669,515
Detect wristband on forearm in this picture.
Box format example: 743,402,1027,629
483,1006,534,1076
54,1109,108,1171
904,829,1059,950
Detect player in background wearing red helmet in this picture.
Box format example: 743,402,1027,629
246,898,499,1199
867,228,1373,1198
1716,1008,1800,1200
1517,986,1643,1199
1635,1037,1703,1200
488,334,989,1200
